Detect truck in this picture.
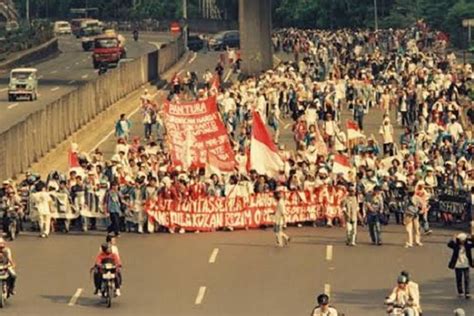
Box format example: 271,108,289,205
92,34,126,69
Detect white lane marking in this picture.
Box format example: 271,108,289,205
65,66,70,70
326,245,333,261
223,70,232,83
90,91,158,153
324,284,331,297
194,286,206,305
68,80,76,85
51,86,60,92
67,288,83,306
7,103,18,109
188,52,197,64
177,69,184,76
50,70,58,74
81,74,89,79
75,62,79,65
82,59,86,62
208,248,219,263
38,75,44,79
0,88,8,92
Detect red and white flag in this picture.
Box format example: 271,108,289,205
346,119,365,140
250,111,284,176
332,154,351,175
207,150,235,175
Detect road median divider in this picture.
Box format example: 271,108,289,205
0,34,186,180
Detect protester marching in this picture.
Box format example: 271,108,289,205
0,23,472,255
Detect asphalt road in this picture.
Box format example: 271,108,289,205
0,224,470,316
0,51,471,315
0,32,175,134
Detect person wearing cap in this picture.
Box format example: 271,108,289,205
448,232,474,299
272,191,290,247
311,293,338,316
342,185,358,246
385,275,419,316
400,271,422,315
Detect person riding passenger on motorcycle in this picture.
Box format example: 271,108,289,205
385,275,419,316
0,238,16,295
93,243,122,297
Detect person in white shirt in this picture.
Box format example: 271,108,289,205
379,117,394,155
273,192,290,247
447,116,464,143
400,271,422,315
311,294,338,316
32,184,53,238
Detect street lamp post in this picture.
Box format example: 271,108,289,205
26,0,30,24
183,0,188,49
374,0,378,31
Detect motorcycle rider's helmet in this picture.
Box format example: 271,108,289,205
101,243,111,253
317,293,329,305
397,275,408,284
400,270,410,281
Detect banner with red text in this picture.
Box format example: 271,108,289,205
145,190,346,231
164,96,235,171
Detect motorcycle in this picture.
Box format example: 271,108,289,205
4,208,19,241
385,301,415,316
98,63,108,76
100,263,117,308
0,265,10,308
133,30,139,42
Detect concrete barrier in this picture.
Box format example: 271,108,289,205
0,37,59,70
0,34,185,180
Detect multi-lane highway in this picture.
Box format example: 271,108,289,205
0,32,175,134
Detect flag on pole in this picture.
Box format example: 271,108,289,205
346,119,365,140
250,111,284,176
207,150,235,175
314,123,328,157
332,154,351,175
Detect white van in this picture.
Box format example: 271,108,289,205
54,21,72,35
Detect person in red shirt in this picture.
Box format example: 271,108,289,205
93,243,122,297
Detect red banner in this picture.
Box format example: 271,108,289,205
164,96,235,170
145,189,347,231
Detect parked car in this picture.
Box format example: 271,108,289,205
187,35,204,51
53,21,72,35
8,68,38,102
209,30,240,51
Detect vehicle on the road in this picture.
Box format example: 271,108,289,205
77,19,102,38
187,35,204,51
92,35,126,69
71,18,87,37
3,208,19,241
133,30,139,42
0,264,10,308
53,21,72,35
209,30,240,51
8,68,38,102
100,262,117,308
81,26,104,51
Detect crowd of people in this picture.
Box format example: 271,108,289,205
0,23,472,251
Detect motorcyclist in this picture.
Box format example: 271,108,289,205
311,293,338,316
133,29,139,41
98,62,108,75
93,243,122,297
2,190,22,235
0,238,16,295
400,271,421,314
385,275,419,316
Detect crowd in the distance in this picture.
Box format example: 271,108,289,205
0,21,473,242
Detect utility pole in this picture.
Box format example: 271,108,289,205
374,0,378,31
183,0,188,49
26,0,30,25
